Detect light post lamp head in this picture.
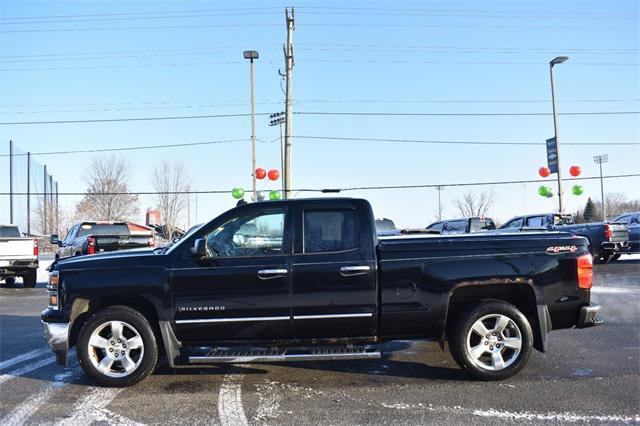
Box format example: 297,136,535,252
243,50,259,61
550,56,569,66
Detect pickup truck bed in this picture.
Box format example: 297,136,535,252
42,198,601,387
0,225,39,288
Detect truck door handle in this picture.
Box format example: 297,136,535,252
258,269,288,279
340,266,371,276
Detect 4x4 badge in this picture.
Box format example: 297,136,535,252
546,245,578,254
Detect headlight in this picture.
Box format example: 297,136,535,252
48,271,59,310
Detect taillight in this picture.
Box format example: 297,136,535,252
87,236,95,255
33,239,38,257
577,254,593,290
604,223,612,241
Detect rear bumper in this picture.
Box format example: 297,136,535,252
41,320,69,366
0,260,39,277
601,241,630,254
577,304,603,329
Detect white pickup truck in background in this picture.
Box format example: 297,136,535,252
0,225,39,288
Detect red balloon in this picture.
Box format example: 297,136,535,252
569,165,581,177
255,168,267,180
267,169,280,181
538,167,551,178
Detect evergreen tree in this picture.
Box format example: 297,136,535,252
583,198,596,222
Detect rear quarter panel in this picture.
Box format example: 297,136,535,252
378,233,591,339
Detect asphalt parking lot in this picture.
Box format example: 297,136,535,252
0,256,638,425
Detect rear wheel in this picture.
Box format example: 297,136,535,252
1,277,16,287
610,254,621,262
449,301,533,380
77,306,158,387
22,272,37,288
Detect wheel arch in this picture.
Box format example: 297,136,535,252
444,281,547,352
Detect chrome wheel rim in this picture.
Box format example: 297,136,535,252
465,314,522,371
87,320,144,378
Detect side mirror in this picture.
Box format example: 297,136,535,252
50,234,60,246
191,238,207,259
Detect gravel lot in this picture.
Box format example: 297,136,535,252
0,255,638,425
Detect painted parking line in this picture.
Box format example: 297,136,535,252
0,356,55,385
218,371,249,426
381,402,640,423
591,287,638,294
0,348,49,371
57,387,143,426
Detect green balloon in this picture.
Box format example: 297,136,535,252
538,185,550,197
269,190,281,200
231,187,245,199
572,185,584,196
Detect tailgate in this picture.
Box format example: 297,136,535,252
94,235,150,251
609,224,629,243
0,238,36,261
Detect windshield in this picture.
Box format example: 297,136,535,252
0,226,21,238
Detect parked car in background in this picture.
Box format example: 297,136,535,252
611,212,639,258
375,218,401,236
0,224,38,288
51,222,154,260
427,217,496,235
499,213,629,263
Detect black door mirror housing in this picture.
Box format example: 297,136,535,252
191,238,207,259
50,234,60,246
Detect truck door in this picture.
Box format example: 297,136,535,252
170,205,293,343
291,202,377,339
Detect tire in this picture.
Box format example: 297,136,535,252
449,301,533,381
1,277,16,287
610,254,621,262
77,306,158,387
594,253,612,264
22,272,37,288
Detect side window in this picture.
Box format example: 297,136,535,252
304,210,356,253
615,215,630,224
64,225,77,244
204,209,285,257
503,218,524,229
526,216,545,227
445,220,466,233
428,222,444,232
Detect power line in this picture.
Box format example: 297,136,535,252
0,23,280,34
0,112,270,125
301,59,638,66
2,174,637,196
300,22,635,30
293,111,640,117
293,135,640,146
0,60,245,72
2,110,637,125
0,139,251,157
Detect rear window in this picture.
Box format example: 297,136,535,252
502,218,524,229
445,220,467,233
304,210,356,253
526,216,546,227
470,219,496,232
0,226,21,238
77,223,130,237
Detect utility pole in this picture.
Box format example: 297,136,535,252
9,140,13,224
549,56,568,213
55,181,59,235
43,165,47,235
283,7,295,199
594,154,609,220
243,50,259,202
436,186,443,221
27,152,31,235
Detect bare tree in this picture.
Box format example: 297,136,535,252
32,198,73,237
453,191,495,217
594,192,640,220
74,155,139,221
152,159,191,239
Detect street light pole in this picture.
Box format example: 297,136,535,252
243,50,259,202
594,154,609,220
549,55,568,213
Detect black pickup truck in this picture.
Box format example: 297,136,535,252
499,213,629,263
51,222,154,260
42,198,601,387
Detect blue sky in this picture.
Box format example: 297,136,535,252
1,0,638,231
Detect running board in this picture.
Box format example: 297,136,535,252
188,345,381,364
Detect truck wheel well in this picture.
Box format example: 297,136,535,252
446,284,544,351
69,295,160,350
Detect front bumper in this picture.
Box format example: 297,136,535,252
42,321,69,366
577,304,603,329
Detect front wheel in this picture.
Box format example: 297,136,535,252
77,306,158,387
449,301,533,380
1,277,16,287
22,272,37,288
